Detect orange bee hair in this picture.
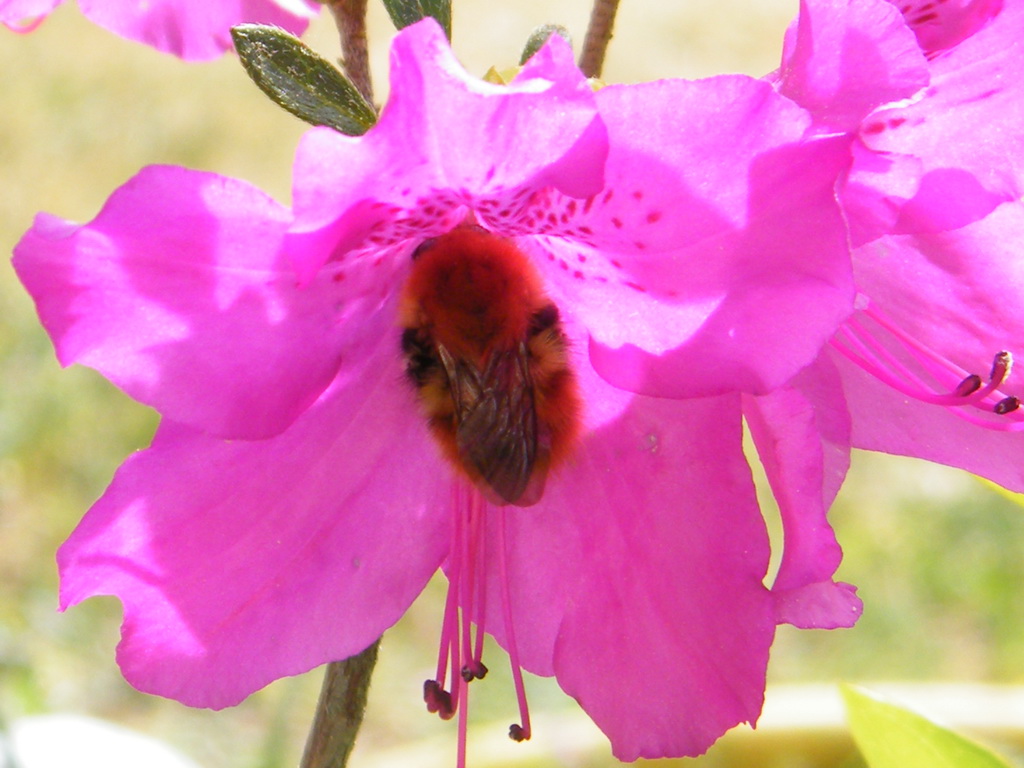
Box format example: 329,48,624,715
399,226,582,507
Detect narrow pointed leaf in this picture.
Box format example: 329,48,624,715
231,24,377,136
381,0,451,39
843,685,1014,768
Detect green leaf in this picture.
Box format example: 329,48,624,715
381,0,451,39
231,24,376,136
842,685,1014,768
520,24,571,65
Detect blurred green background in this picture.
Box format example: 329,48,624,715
2,1,1024,766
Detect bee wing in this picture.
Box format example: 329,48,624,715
437,343,538,506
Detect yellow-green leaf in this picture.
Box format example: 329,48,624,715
843,685,1014,768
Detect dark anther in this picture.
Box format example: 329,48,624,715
460,661,489,682
508,724,527,742
423,679,442,712
423,679,455,720
994,396,1020,415
955,374,983,397
412,238,438,260
991,351,1013,382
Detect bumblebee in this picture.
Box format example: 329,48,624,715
399,227,582,506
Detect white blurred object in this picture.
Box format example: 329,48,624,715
0,714,201,768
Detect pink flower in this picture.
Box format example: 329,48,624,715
776,0,1024,243
0,0,318,59
14,19,859,762
749,0,1024,586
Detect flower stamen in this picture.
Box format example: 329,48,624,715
995,396,1020,415
423,679,455,719
954,374,983,397
830,298,1023,431
424,485,534,763
460,490,488,683
498,507,532,743
424,485,465,721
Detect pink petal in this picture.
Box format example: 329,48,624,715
559,76,853,398
860,1,1024,232
889,0,1004,55
77,0,318,60
0,0,60,31
13,165,368,440
841,141,923,247
776,0,929,131
744,359,863,629
840,200,1024,490
288,19,606,281
551,393,774,759
59,336,450,707
477,330,774,758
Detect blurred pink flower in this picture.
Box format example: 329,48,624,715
0,0,317,59
752,0,1024,605
14,18,860,763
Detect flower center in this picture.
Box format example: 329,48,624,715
830,296,1022,428
423,481,532,768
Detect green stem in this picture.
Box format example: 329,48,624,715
300,639,381,768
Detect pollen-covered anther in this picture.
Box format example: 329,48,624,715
423,679,455,719
994,396,1020,415
990,351,1013,384
460,660,488,682
508,723,529,742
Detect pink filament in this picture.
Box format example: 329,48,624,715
835,321,982,405
469,491,488,675
426,483,534,764
459,488,474,682
434,484,463,688
498,507,532,742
